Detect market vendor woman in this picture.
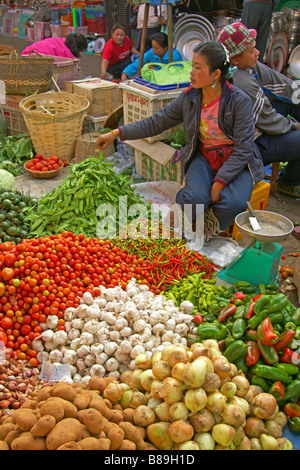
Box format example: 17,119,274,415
97,41,265,242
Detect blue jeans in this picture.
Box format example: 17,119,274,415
176,152,254,231
255,98,300,186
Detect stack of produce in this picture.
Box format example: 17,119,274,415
35,279,194,382
0,188,38,244
0,234,157,364
26,156,152,238
0,342,293,450
165,277,300,433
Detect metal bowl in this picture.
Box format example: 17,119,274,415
289,43,300,77
235,210,294,242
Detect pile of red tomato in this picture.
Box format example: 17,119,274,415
25,154,68,173
0,233,157,365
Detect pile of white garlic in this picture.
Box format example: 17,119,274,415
36,279,196,384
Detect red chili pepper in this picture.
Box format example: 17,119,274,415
280,348,300,367
244,301,256,320
274,329,295,351
289,252,299,257
257,318,279,345
245,340,260,366
284,403,300,418
218,304,237,322
269,381,285,400
192,313,205,324
230,292,246,303
252,294,264,301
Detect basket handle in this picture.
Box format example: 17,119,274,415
52,76,61,93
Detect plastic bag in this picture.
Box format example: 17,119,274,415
141,60,192,85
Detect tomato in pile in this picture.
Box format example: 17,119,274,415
0,233,157,364
25,154,68,172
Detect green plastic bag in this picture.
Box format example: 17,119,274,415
141,60,192,85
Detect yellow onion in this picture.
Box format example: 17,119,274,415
171,363,187,381
126,390,147,409
162,345,189,368
151,352,162,364
146,422,173,450
168,420,194,443
189,408,215,433
206,391,227,415
232,426,245,447
169,401,189,421
250,438,262,450
103,382,126,403
277,438,294,450
212,358,232,380
251,393,277,419
212,423,236,447
202,372,221,393
139,369,156,391
194,432,215,450
260,433,279,450
120,389,134,408
198,356,214,373
220,382,237,399
236,435,251,450
244,417,268,439
154,401,170,421
129,369,144,391
184,387,207,413
232,375,250,397
274,411,288,428
152,360,172,380
202,339,220,351
135,353,152,370
159,377,184,404
133,405,156,427
222,403,246,427
150,380,163,399
230,396,249,415
176,441,199,450
183,358,207,388
120,370,132,386
264,419,283,439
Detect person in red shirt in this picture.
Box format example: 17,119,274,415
101,23,139,80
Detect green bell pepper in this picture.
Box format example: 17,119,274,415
254,364,291,384
232,318,246,340
288,416,300,433
275,363,299,376
291,308,300,326
224,340,247,363
257,341,279,365
251,375,270,392
283,380,300,403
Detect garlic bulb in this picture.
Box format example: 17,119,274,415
105,357,119,371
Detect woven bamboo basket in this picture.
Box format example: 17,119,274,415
19,92,90,161
0,51,54,95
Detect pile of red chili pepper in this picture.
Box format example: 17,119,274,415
115,226,215,288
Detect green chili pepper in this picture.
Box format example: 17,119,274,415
225,336,236,349
232,318,246,340
275,363,300,376
268,293,289,313
248,309,269,329
265,283,279,292
235,355,248,374
224,340,247,363
254,364,291,384
288,416,300,432
251,375,270,392
283,380,300,403
253,295,270,315
233,305,246,320
268,312,284,324
257,341,279,365
291,308,300,326
234,281,251,289
197,324,223,340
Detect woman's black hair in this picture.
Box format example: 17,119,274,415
193,41,232,82
150,32,168,49
65,33,88,57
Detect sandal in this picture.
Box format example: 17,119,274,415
277,182,300,198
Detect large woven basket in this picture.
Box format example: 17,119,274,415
0,51,54,95
19,92,90,161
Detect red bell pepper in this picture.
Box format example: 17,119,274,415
218,304,237,322
244,301,256,320
257,317,279,345
230,292,246,303
274,329,295,352
245,340,260,367
269,381,285,400
192,313,205,324
280,347,300,367
284,403,300,418
252,294,264,301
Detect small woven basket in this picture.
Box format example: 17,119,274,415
0,51,54,95
19,91,90,161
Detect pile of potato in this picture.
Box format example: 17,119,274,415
0,341,294,450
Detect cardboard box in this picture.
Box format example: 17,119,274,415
126,138,182,184
65,78,122,117
2,94,28,136
74,132,115,163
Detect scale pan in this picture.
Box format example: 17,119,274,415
235,210,294,242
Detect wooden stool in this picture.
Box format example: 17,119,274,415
265,162,280,193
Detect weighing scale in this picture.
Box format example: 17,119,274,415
218,210,294,286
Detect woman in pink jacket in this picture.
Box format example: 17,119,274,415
21,33,87,58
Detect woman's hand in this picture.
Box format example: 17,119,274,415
100,71,107,80
121,73,128,81
211,181,224,204
96,131,117,150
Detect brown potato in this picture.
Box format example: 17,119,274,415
78,437,100,450
119,439,136,450
89,398,123,423
0,423,15,441
46,396,77,419
46,418,83,450
30,415,56,437
13,410,37,431
57,441,82,450
103,422,124,450
77,408,103,434
39,398,65,422
119,421,147,450
36,386,53,403
52,383,77,402
98,438,111,450
0,440,9,450
11,434,47,450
